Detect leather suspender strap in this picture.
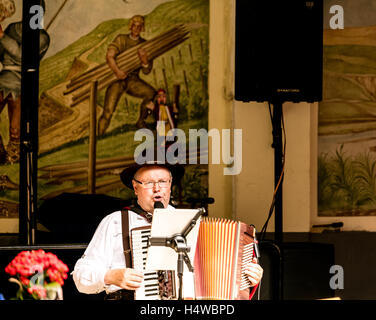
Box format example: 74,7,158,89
131,203,153,223
121,209,132,267
104,209,135,300
121,204,152,267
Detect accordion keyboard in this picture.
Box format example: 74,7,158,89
131,228,160,300
240,242,254,290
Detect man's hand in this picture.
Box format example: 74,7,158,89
146,101,155,110
104,268,144,290
138,48,149,66
106,48,127,80
244,258,263,287
115,69,127,80
0,25,4,38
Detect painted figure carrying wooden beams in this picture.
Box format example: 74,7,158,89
98,15,155,133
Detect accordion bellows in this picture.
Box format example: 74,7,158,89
194,217,255,300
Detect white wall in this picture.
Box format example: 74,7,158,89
207,0,235,220
281,102,316,232
233,102,274,232
233,101,315,233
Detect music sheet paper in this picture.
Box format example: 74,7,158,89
146,208,201,299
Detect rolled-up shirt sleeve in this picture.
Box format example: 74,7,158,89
72,212,120,294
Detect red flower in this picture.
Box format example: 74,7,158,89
4,250,69,299
4,264,17,276
27,285,47,299
20,276,30,286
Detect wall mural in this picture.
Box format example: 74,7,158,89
318,0,376,216
0,0,22,220
36,0,209,214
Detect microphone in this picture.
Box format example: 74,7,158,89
312,222,343,228
186,197,215,205
154,201,164,209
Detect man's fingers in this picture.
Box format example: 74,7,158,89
121,269,144,290
125,268,143,277
244,263,263,286
125,280,142,289
247,273,260,286
129,273,143,282
245,268,261,277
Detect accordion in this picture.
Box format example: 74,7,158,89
130,218,256,300
130,226,177,300
194,217,256,300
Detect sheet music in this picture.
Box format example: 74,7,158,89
146,208,201,272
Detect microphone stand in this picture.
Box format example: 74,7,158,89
271,100,284,245
271,100,284,300
149,208,205,300
24,137,36,245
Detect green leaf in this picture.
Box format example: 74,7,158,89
44,282,61,290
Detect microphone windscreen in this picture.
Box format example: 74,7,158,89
154,201,164,209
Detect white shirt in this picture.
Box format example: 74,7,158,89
72,207,172,294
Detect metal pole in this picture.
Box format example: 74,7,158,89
271,101,284,300
26,122,35,245
272,101,283,245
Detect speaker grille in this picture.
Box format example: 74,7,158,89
235,0,323,103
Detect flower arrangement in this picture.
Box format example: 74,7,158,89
4,249,69,300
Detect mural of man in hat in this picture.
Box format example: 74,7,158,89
73,155,184,299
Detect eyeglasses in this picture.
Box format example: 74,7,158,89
133,178,171,189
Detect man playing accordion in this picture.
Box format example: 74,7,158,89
72,156,263,300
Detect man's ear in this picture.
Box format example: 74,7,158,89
132,180,138,195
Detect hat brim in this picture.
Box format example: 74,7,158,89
120,161,185,189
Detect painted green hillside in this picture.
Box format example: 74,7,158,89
39,0,209,135
323,45,376,75
36,0,209,205
39,0,209,94
319,42,376,135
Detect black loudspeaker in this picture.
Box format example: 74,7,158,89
235,0,323,103
37,193,132,243
257,241,335,300
282,242,335,300
258,241,282,300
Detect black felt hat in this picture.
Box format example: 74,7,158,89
120,148,185,189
